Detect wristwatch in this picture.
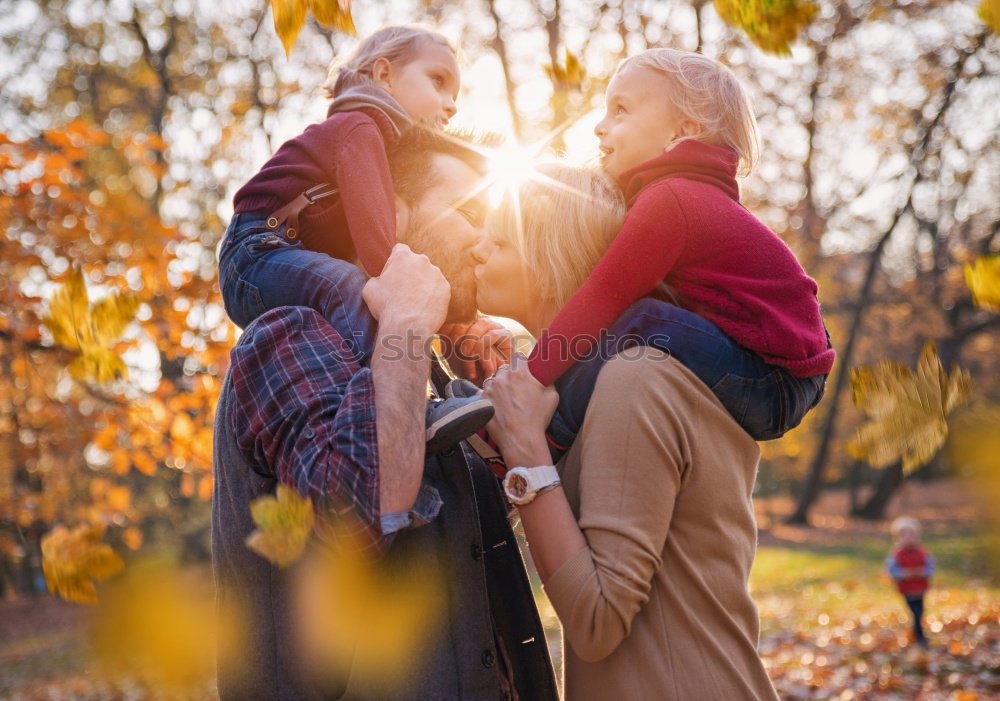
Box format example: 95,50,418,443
503,465,561,506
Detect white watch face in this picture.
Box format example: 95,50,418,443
506,472,529,501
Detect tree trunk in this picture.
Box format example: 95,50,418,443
786,37,982,525
852,463,903,521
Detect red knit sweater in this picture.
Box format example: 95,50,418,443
528,140,835,384
232,108,398,276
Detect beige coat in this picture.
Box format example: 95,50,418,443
544,350,779,700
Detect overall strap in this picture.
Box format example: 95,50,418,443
266,183,339,240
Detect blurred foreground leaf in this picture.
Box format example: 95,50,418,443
714,0,818,56
544,49,586,90
980,0,1000,33
90,558,242,690
41,524,124,604
292,536,445,695
43,267,139,383
964,254,1000,311
270,0,355,56
849,342,972,472
246,484,315,567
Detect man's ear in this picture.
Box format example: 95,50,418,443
395,195,411,242
371,57,392,91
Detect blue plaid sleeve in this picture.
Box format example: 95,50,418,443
229,307,391,555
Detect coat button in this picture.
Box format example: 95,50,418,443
303,427,315,439
481,649,495,668
470,543,482,560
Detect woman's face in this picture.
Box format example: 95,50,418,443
472,229,539,324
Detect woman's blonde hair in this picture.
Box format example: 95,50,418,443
322,26,455,98
619,48,760,176
488,165,626,308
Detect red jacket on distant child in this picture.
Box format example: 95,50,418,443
891,545,931,596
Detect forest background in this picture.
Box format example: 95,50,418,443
0,0,998,698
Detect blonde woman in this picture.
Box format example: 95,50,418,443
471,163,780,699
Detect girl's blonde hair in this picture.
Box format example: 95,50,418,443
891,516,921,537
322,26,455,98
488,165,626,308
619,48,760,176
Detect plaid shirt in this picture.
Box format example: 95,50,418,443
228,306,441,555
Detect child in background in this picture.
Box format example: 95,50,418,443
218,26,494,452
886,516,935,648
520,48,835,453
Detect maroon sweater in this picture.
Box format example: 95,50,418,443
528,140,835,384
232,107,398,276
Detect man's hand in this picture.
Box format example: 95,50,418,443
482,353,558,467
363,243,450,336
439,317,514,385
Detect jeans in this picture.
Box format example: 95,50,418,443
547,298,827,458
905,594,927,643
218,212,377,365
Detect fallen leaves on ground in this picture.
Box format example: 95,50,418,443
756,586,1000,700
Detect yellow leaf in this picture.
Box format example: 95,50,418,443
980,0,1000,33
544,49,586,90
43,266,138,383
122,527,144,551
45,267,90,351
291,536,445,694
106,485,131,512
849,343,973,473
90,292,139,347
714,0,818,56
270,0,308,56
964,254,1000,311
170,413,196,442
41,524,124,605
132,451,157,476
246,484,315,567
308,0,355,34
198,475,214,502
90,558,240,689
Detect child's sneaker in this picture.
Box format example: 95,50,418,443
426,395,494,453
445,378,481,399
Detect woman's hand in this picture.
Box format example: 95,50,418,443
439,317,513,385
482,353,558,467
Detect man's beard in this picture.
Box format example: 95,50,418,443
403,218,478,324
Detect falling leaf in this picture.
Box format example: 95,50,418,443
90,557,244,690
292,534,445,694
964,254,1000,311
980,0,1000,33
849,342,973,472
41,524,124,604
122,527,144,551
246,484,315,567
714,0,818,56
308,0,355,34
544,49,587,90
43,267,139,383
270,0,308,56
270,0,355,57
